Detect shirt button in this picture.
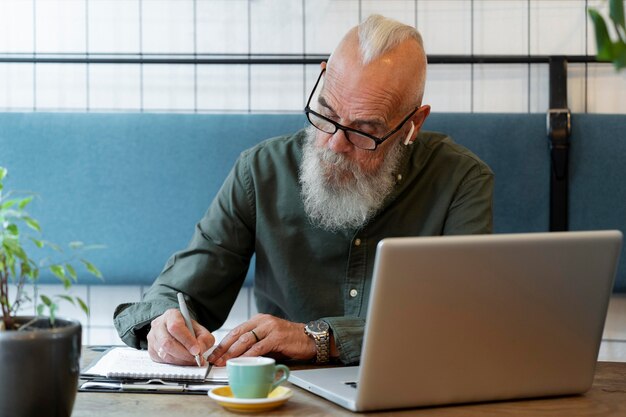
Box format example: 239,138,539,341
354,238,361,246
349,289,358,298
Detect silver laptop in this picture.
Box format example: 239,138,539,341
289,231,622,412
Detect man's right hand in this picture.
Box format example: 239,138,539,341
147,308,215,366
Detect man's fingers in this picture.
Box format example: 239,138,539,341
192,320,216,354
208,322,257,364
146,309,211,366
164,309,203,356
212,329,259,366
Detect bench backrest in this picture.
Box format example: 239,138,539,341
1,112,625,291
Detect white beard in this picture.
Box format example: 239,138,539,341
298,127,406,232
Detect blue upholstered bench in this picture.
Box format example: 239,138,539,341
1,112,625,291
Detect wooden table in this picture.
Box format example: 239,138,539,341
73,347,626,416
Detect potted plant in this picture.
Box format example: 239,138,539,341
589,0,626,71
0,166,102,417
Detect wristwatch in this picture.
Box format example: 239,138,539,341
304,320,330,364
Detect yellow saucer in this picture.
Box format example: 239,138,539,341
208,386,293,413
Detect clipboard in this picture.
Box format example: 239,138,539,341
80,346,228,395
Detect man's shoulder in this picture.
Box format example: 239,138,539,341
237,129,306,175
242,129,306,159
415,130,493,177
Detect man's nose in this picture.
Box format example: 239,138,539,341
327,129,353,154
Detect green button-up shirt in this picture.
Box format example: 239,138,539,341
114,129,493,364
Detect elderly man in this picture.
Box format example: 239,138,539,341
114,15,493,366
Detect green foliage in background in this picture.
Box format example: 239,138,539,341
0,167,103,331
589,0,626,70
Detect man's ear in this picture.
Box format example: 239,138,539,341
407,105,431,144
412,104,430,141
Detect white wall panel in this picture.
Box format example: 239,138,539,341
0,0,34,53
141,0,194,54
304,0,359,54
361,0,416,26
197,64,249,111
529,63,549,113
251,0,303,54
567,63,588,113
423,64,472,113
89,285,142,327
0,63,34,109
473,0,528,55
587,64,626,114
35,0,86,53
196,0,248,54
142,64,195,111
530,0,586,55
418,0,472,55
473,64,529,113
35,63,87,110
250,65,304,111
88,0,140,54
89,64,142,110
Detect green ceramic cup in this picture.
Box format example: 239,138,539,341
226,357,290,399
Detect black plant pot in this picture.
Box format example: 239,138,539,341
0,316,81,417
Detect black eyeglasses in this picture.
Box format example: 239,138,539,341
304,69,419,151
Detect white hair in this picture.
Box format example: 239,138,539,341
357,14,427,104
358,14,425,64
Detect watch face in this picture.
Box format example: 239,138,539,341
307,320,329,334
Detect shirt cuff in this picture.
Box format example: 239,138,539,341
113,300,179,349
322,316,365,365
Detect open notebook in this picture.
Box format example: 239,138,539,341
82,347,228,382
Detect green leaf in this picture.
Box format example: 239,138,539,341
40,294,53,306
49,264,65,280
18,196,34,210
36,304,45,316
81,259,103,279
612,40,626,69
0,167,6,181
22,216,41,232
7,223,18,236
50,265,71,289
46,302,58,326
0,199,18,210
29,237,44,248
76,296,89,316
65,263,77,281
58,294,76,306
589,9,615,61
609,0,625,35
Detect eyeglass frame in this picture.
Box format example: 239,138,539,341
304,68,420,151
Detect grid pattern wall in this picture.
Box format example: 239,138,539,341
4,0,626,346
1,0,626,114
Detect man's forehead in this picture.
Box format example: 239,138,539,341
320,67,402,125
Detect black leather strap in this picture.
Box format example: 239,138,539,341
547,57,571,232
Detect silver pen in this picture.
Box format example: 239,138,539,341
177,292,203,367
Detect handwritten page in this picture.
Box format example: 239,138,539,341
83,347,226,382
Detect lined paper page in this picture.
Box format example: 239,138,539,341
83,347,211,381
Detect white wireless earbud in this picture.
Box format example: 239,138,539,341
404,121,415,146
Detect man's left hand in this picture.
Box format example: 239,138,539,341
207,314,316,366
